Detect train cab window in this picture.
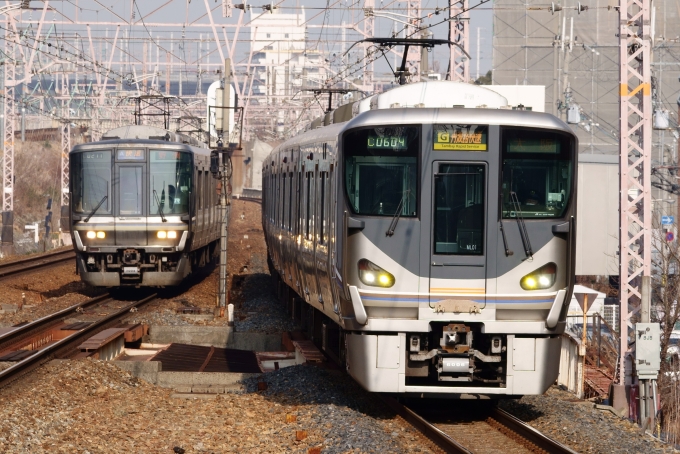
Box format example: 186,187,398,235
149,151,192,215
501,128,574,219
119,167,143,215
71,151,112,214
433,164,485,255
344,126,419,217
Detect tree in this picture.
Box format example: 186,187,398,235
650,223,680,442
474,70,492,85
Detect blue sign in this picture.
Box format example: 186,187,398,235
662,216,675,225
667,232,675,242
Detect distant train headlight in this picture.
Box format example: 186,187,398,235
358,259,395,288
520,262,557,290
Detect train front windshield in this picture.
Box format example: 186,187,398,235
500,128,574,219
71,151,112,214
150,151,193,215
344,126,419,217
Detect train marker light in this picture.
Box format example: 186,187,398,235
358,259,395,288
520,262,557,290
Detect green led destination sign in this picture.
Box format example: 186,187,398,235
507,138,560,154
367,135,408,150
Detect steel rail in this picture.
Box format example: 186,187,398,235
235,195,262,205
0,294,111,353
491,407,579,454
0,293,157,389
379,395,578,454
0,249,75,280
378,395,472,453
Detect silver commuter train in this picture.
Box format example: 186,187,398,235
264,81,577,397
69,125,223,286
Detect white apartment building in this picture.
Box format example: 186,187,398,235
249,9,326,102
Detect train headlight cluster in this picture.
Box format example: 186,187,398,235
157,231,178,239
358,259,395,288
86,231,106,239
520,262,557,290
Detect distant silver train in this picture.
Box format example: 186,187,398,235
69,125,223,287
263,81,577,397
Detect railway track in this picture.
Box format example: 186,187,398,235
0,292,156,389
0,248,75,281
380,396,578,454
234,195,262,204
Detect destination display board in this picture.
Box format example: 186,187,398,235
433,125,488,151
117,149,145,161
367,135,409,150
507,138,560,154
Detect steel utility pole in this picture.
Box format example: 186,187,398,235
616,0,660,428
447,0,469,82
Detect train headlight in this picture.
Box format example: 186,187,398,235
358,259,395,288
157,231,177,239
520,262,557,290
167,231,177,239
96,231,105,239
157,231,167,239
86,231,105,239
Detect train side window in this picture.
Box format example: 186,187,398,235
297,172,302,236
288,172,293,231
305,172,311,239
282,173,287,229
319,171,326,244
204,169,209,208
198,170,202,210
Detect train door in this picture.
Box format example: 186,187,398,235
429,162,487,309
114,151,147,246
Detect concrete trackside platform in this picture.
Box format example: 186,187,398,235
111,359,258,393
144,325,282,351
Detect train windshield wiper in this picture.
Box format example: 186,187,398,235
84,195,108,222
386,189,410,237
509,191,533,258
153,189,167,222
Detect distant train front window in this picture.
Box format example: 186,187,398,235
344,126,419,217
501,128,574,219
150,151,193,215
71,151,112,214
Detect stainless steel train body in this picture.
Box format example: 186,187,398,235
69,126,222,286
263,104,577,397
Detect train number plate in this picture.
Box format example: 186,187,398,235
123,267,140,275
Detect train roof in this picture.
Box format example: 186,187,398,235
345,108,575,135
70,138,211,157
